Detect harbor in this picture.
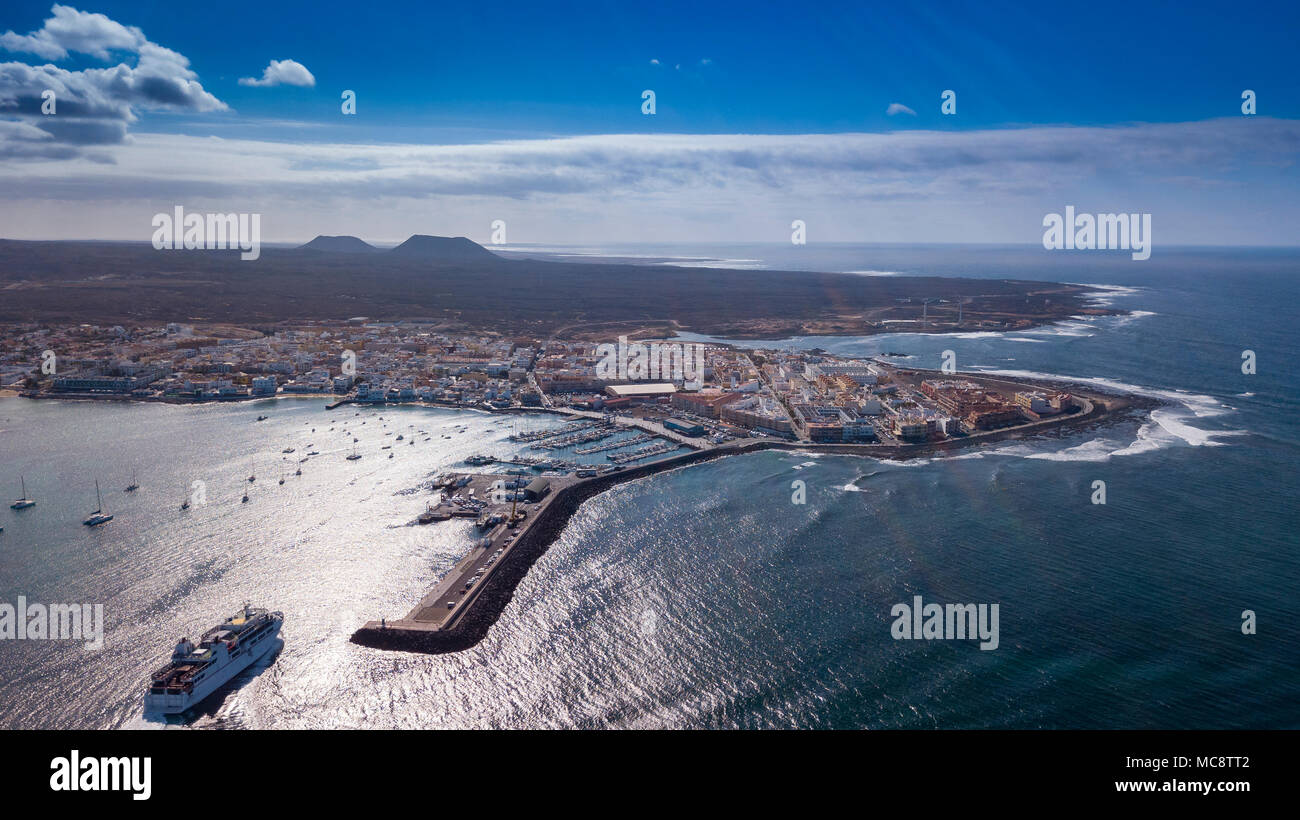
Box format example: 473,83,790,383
351,373,1140,655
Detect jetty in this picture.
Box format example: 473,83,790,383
352,377,1149,655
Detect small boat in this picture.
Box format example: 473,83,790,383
346,443,362,461
124,470,139,492
180,498,190,511
10,476,35,510
294,467,301,476
388,453,393,459
242,492,249,503
282,447,295,454
83,481,113,527
256,415,268,421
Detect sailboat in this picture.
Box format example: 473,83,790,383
346,442,362,461
278,470,285,485
83,481,113,526
125,469,139,492
10,476,35,510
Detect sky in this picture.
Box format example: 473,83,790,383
0,0,1298,246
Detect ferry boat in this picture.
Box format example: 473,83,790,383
144,604,283,714
465,453,496,465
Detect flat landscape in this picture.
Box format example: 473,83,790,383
0,237,1115,337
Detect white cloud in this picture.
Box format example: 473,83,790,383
649,58,659,65
886,103,916,116
0,5,225,155
239,59,315,88
0,4,145,60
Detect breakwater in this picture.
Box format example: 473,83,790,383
350,382,1155,655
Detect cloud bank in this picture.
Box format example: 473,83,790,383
0,4,225,159
0,117,1295,245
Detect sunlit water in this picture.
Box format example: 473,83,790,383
1,245,1296,729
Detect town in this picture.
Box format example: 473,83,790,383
0,319,1083,448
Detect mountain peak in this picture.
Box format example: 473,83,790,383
298,235,379,253
389,235,500,261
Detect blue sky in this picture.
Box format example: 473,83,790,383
1,1,1298,244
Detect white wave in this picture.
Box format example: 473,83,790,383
844,270,903,277
1015,320,1096,338
1093,309,1158,329
877,457,933,467
841,483,863,492
1236,392,1255,398
949,331,1005,339
1006,337,1050,343
1109,420,1172,457
1025,438,1118,462
1072,283,1145,307
1148,409,1248,447
975,368,1249,451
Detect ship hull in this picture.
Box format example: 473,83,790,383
144,619,282,715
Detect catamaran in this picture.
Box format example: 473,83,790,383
83,481,113,527
10,476,35,510
125,470,139,492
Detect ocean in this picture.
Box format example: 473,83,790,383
0,243,1296,729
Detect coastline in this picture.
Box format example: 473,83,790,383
351,379,1159,655
5,365,1160,658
